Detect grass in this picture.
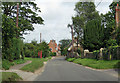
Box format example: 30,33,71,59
66,58,76,62
67,58,120,69
2,59,26,70
20,57,51,72
1,72,22,82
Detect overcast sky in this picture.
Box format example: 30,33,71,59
23,0,113,44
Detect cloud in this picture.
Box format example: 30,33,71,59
23,0,111,44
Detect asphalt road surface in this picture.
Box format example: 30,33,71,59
34,56,118,81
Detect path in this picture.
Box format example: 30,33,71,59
34,56,119,81
10,61,32,70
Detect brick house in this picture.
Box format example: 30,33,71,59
48,40,57,52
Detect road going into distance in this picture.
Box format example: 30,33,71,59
34,56,118,81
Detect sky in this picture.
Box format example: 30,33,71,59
23,0,113,44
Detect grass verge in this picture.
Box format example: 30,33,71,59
1,72,22,82
67,58,120,69
20,57,50,72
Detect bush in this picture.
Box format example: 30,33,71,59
14,59,26,64
2,59,26,70
93,50,100,60
67,58,76,62
49,52,56,56
2,60,14,70
106,39,118,47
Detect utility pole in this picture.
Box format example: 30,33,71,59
71,25,74,58
16,3,19,27
40,33,42,43
16,3,19,38
68,24,74,58
116,4,120,28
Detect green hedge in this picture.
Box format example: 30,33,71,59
49,52,56,56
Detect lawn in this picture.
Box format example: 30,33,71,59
1,72,22,82
20,57,51,72
67,58,120,69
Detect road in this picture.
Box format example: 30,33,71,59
34,56,118,81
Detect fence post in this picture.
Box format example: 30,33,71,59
99,48,103,60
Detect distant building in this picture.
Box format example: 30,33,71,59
48,40,57,52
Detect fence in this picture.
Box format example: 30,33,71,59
83,46,120,60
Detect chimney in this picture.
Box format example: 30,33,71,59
116,4,120,28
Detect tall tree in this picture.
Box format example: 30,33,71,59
84,19,104,51
72,2,100,44
2,2,44,35
102,1,120,45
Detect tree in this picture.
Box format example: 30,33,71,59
101,1,120,45
84,19,104,51
2,14,18,60
2,2,44,35
59,39,71,56
72,2,100,44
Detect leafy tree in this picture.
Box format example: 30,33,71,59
2,2,44,35
2,2,44,60
2,14,18,60
101,1,120,45
24,41,50,58
72,2,100,44
84,19,104,51
59,39,71,56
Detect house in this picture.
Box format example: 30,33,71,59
48,40,57,52
67,37,83,58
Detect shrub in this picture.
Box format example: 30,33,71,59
93,50,100,60
2,60,14,70
49,52,56,56
67,58,76,62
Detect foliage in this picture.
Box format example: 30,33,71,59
93,50,100,60
2,72,22,82
2,2,44,35
72,2,100,42
83,19,104,51
66,58,76,62
24,41,50,58
104,39,118,47
59,39,71,56
2,60,14,70
49,52,56,56
102,2,120,45
2,59,26,70
2,1,44,61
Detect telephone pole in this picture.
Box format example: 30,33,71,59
71,25,74,58
16,3,19,27
40,33,42,43
116,4,120,28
